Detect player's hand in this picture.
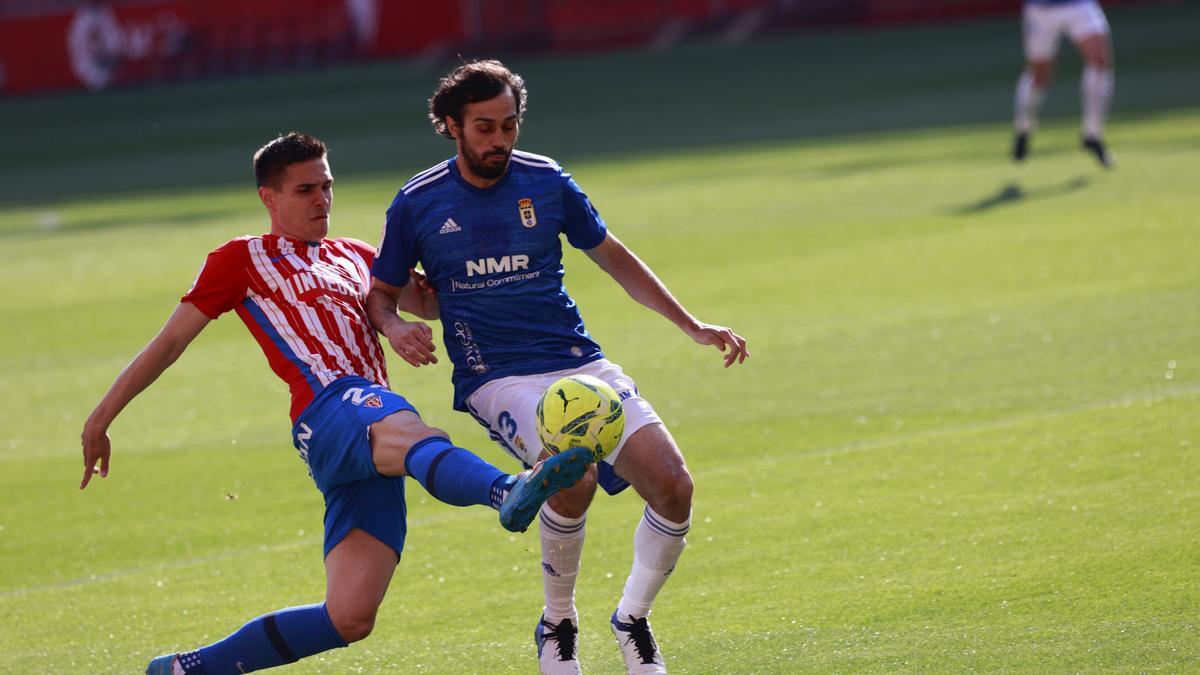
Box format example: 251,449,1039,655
686,322,749,368
80,425,111,490
385,319,438,367
409,267,439,320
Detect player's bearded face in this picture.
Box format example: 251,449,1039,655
463,141,511,179
455,90,520,181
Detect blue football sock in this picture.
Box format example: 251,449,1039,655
177,602,346,674
404,436,508,508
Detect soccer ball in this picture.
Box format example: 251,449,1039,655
536,374,625,462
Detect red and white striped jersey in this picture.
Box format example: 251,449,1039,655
182,234,389,422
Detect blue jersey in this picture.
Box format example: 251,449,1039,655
374,151,608,410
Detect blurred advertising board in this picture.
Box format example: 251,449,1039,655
0,0,461,94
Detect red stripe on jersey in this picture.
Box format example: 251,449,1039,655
187,235,390,423
328,238,388,385
247,239,339,386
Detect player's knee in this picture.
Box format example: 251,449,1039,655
642,470,693,523
1025,61,1052,87
548,464,598,518
666,469,694,511
329,608,377,643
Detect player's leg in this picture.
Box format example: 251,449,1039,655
1070,4,1114,166
371,409,592,531
1014,4,1059,160
609,423,691,674
541,468,598,619
611,423,694,608
1014,59,1052,160
369,408,510,508
321,476,407,643
147,589,352,674
148,602,349,675
324,528,400,643
145,478,409,674
535,463,597,674
301,377,589,532
467,373,600,674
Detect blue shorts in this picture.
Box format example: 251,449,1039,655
291,376,418,559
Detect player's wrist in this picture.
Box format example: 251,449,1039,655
385,316,422,341
82,415,109,439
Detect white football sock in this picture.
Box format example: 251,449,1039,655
539,503,586,622
1014,70,1045,134
617,506,690,619
1081,65,1114,139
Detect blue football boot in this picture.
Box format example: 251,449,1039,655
499,446,591,532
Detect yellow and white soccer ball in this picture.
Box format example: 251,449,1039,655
536,374,625,462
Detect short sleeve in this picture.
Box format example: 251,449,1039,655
181,239,251,319
561,174,608,250
372,192,421,287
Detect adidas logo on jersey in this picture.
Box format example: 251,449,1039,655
439,218,462,234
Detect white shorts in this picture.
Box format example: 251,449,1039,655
465,358,661,469
1023,1,1110,61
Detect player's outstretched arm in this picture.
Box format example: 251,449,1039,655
366,278,438,367
80,302,211,489
585,232,749,367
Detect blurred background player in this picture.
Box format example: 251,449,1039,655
79,132,590,675
1013,0,1115,167
367,61,749,674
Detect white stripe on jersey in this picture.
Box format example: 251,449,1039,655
405,159,451,187
246,238,361,388
403,167,450,194
249,292,336,385
403,163,451,192
410,159,451,183
321,295,365,376
247,240,335,386
317,240,385,383
328,239,387,381
511,150,559,169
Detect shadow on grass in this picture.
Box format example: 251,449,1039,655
952,176,1089,215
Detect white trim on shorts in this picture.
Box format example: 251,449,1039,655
1022,1,1110,62
465,358,661,467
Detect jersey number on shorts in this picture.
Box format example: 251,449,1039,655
294,422,315,482
497,410,518,440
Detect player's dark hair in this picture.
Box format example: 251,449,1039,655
253,132,327,189
428,59,527,139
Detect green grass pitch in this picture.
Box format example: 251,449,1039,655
1,4,1198,673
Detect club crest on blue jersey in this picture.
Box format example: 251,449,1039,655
363,394,383,408
518,198,537,228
